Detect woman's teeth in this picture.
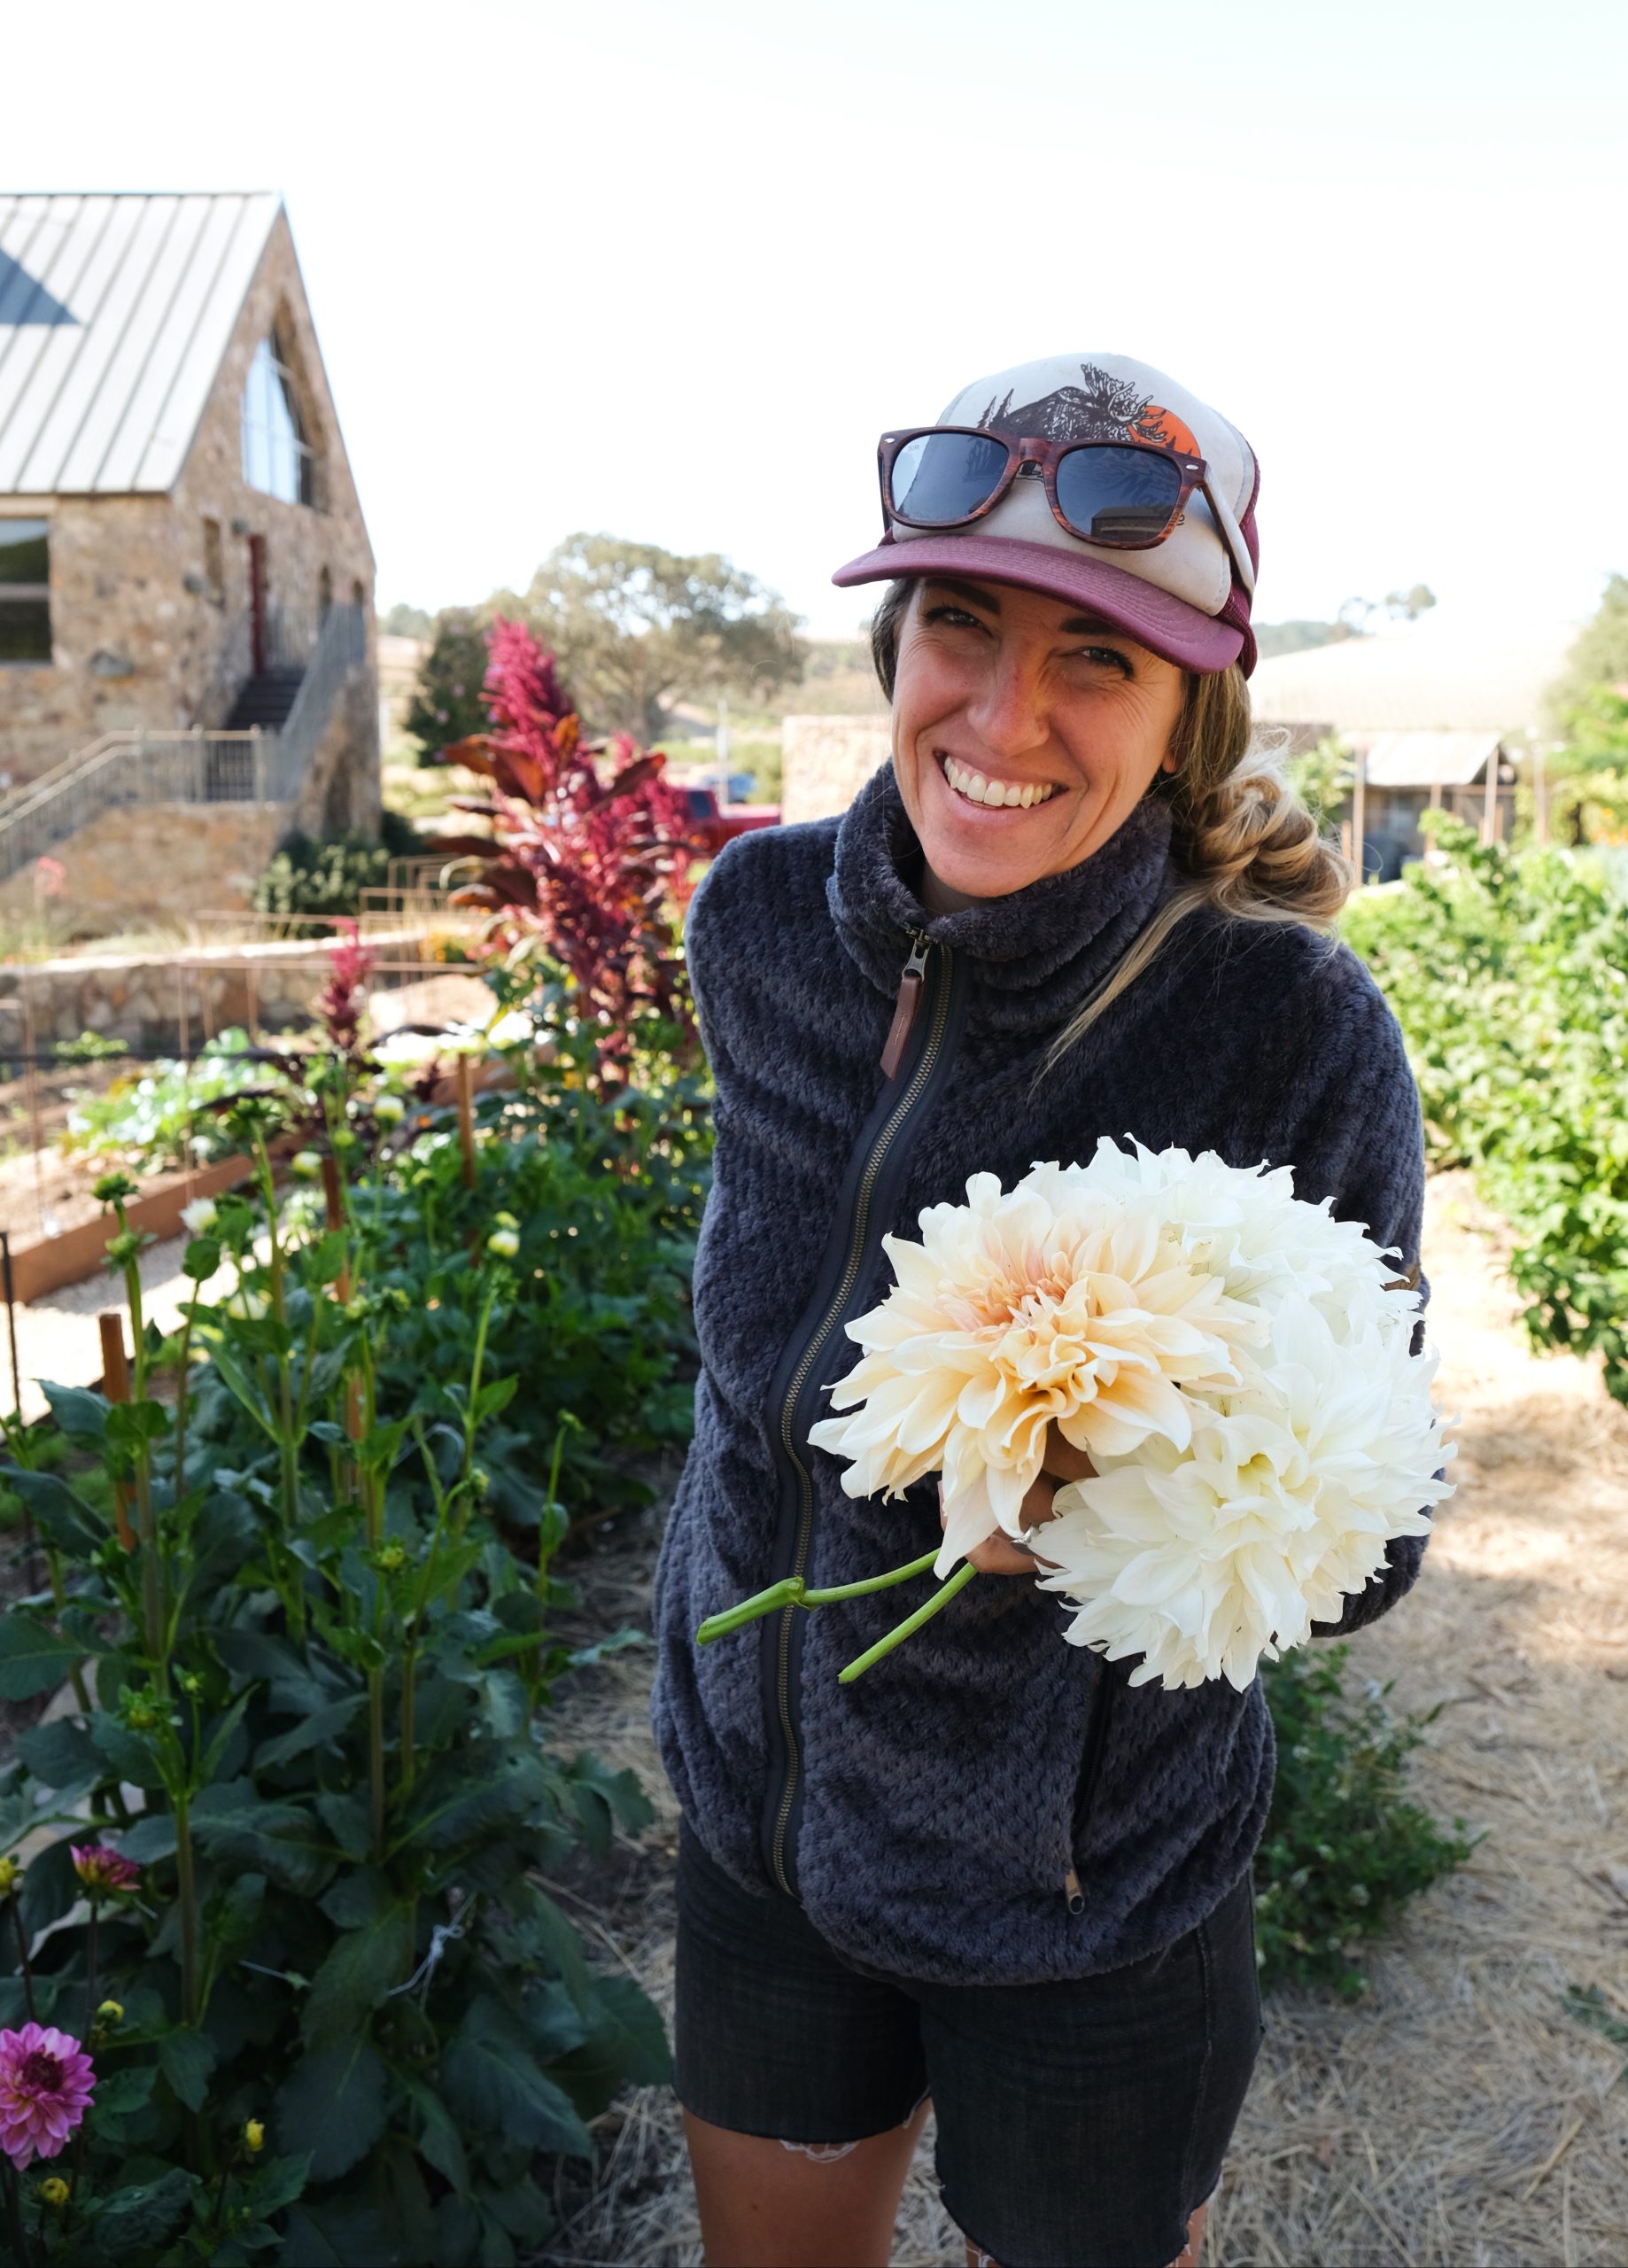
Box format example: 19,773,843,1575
941,754,1057,809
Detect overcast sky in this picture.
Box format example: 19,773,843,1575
9,0,1624,638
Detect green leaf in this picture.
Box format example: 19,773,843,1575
158,2024,216,2111
18,1835,78,1937
90,2063,158,2118
40,1379,111,1440
84,2166,195,2258
399,2070,469,2199
301,1907,414,2047
255,1690,367,1772
398,1751,546,1854
4,1467,105,1554
199,1689,256,1784
314,1789,372,1861
242,2150,311,2221
275,2039,388,2182
318,1868,392,1930
14,1714,104,1791
90,1714,168,1790
0,1613,90,1701
480,2174,554,2244
439,1996,593,2157
118,1810,179,1863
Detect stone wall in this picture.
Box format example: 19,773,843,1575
0,802,287,928
0,928,438,1052
0,207,378,822
780,715,893,825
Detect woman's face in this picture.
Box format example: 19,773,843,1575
889,576,1189,911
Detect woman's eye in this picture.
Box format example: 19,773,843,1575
923,604,984,631
1073,645,1134,678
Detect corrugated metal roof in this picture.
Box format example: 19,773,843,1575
0,192,281,496
1250,612,1579,736
1362,730,1501,789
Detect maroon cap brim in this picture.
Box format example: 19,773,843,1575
832,535,1245,674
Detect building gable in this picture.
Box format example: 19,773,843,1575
0,192,283,496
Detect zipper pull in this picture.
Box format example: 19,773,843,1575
1063,1865,1084,1915
880,932,931,1080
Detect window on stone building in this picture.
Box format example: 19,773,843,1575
242,331,317,507
202,517,225,602
0,519,51,663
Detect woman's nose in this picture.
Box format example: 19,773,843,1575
965,649,1050,765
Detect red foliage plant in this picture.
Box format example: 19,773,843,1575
318,918,374,1057
433,618,702,1087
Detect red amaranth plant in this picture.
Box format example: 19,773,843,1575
317,918,374,1057
433,617,700,1087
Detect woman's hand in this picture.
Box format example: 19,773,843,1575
938,1424,1096,1576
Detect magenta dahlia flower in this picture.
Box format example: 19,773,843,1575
0,2023,96,2168
69,1844,138,1895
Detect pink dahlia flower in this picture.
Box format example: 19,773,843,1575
69,1844,138,1895
0,2023,96,2168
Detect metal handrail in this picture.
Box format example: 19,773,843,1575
0,604,368,886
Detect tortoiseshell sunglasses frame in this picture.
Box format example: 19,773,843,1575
876,425,1252,589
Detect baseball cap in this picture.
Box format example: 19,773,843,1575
833,353,1260,676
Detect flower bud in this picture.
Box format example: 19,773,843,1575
178,1670,205,1697
93,1171,138,1204
486,1227,520,1260
373,1093,406,1125
38,2177,70,2207
375,1542,407,1573
0,1855,19,1897
105,1229,143,1265
179,1196,219,1235
243,2118,265,2155
291,1150,323,1180
96,2000,125,2027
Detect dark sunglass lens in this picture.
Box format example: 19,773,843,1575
889,431,1009,524
1053,446,1184,547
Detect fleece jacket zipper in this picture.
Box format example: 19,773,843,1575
757,929,967,1898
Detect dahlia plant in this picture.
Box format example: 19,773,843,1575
702,1140,1455,1693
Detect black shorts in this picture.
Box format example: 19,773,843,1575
673,1815,1265,2268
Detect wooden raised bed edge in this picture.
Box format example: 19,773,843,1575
4,1153,256,1306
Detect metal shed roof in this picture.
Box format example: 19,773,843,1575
1250,612,1579,737
0,192,281,496
1362,730,1502,789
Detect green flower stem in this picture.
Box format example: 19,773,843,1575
837,1562,979,1685
81,1898,99,2040
174,1787,199,2028
7,1891,36,2022
695,1546,942,1645
460,1274,499,1487
253,1135,300,1536
171,1308,194,1498
1,2151,30,2268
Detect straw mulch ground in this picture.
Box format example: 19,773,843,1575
537,1169,1628,2266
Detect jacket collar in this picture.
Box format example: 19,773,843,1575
826,759,1179,1038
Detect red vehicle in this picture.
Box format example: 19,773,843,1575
682,787,779,857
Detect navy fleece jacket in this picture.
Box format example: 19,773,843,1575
649,760,1434,1987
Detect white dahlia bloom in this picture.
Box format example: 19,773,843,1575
806,1168,1265,1575
1036,1289,1454,1690
802,1142,1455,1689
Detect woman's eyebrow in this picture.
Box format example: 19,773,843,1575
1058,614,1120,637
923,577,1002,614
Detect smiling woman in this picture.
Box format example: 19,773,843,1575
651,351,1435,2268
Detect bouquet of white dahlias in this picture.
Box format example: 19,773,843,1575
696,1139,1456,1693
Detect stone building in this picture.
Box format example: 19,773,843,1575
0,191,379,920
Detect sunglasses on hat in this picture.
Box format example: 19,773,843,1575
878,426,1256,597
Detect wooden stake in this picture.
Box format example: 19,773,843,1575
456,1056,477,1190
98,1312,136,1550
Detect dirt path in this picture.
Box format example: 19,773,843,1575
539,1169,1628,2266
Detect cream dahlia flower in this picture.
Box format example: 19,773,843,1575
1036,1289,1454,1689
806,1168,1266,1575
